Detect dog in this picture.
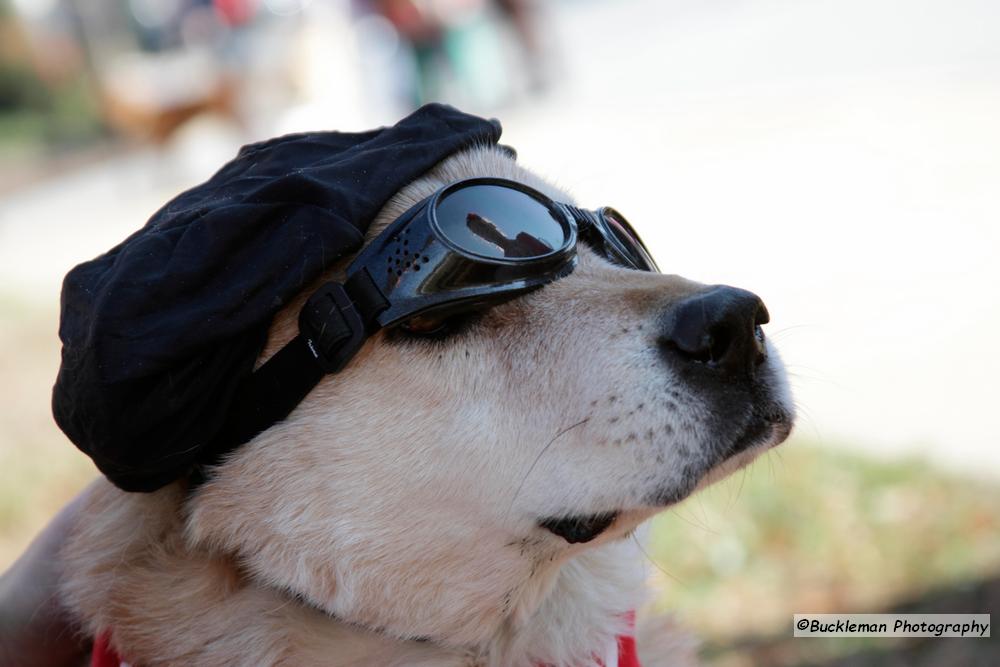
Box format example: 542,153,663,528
59,144,794,666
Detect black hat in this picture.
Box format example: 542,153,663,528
53,104,502,492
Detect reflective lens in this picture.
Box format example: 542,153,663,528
600,207,659,272
435,184,568,260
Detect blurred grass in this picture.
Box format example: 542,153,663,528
646,444,1000,665
1,292,998,665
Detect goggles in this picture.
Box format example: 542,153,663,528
302,177,658,369
346,177,658,332
210,178,657,459
312,178,658,354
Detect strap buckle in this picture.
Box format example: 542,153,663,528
298,281,367,373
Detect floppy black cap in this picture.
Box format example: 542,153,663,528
53,104,502,492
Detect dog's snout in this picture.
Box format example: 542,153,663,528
660,286,769,376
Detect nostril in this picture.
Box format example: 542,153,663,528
661,336,712,364
708,325,733,365
660,309,713,363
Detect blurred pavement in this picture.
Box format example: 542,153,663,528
1,0,998,475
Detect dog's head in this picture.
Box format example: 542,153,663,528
186,147,794,646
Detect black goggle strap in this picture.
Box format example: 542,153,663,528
200,270,388,469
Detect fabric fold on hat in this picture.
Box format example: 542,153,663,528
53,104,502,492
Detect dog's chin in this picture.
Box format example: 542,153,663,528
694,417,793,492
540,417,792,545
646,412,793,510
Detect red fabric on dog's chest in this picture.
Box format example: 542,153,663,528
615,632,642,667
91,632,127,667
92,628,643,666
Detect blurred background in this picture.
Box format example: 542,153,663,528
1,0,998,664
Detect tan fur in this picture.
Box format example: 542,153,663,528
61,146,790,666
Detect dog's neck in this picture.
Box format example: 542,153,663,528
280,536,648,666
486,537,647,666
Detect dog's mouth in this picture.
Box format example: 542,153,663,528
540,411,794,542
538,394,794,545
539,511,619,544
727,407,793,458
647,408,793,507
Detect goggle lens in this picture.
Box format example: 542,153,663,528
600,207,658,272
435,184,568,260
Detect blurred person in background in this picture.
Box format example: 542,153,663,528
493,0,550,93
362,0,552,111
2,0,555,171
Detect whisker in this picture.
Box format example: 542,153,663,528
791,400,824,442
503,417,590,521
732,464,749,507
783,364,838,388
667,506,719,536
776,450,788,467
631,532,687,587
766,323,815,341
783,363,829,374
693,494,714,531
785,370,835,386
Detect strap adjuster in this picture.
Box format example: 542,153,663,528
298,281,367,373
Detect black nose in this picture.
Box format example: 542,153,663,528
660,286,769,376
